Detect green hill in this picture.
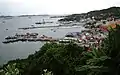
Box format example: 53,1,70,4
59,7,120,21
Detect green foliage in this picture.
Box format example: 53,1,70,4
75,48,110,75
1,25,120,75
43,69,53,75
0,43,84,75
76,25,120,75
28,43,84,75
0,63,20,75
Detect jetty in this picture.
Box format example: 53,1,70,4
35,19,53,24
18,25,60,30
2,33,58,44
18,23,84,30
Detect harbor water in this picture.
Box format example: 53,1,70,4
0,16,85,65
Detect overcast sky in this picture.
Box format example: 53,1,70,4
0,0,120,15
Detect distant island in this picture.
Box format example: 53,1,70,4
18,14,50,17
0,16,13,18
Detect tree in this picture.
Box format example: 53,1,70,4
76,25,120,75
27,43,84,75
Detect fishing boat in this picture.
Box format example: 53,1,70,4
5,36,18,40
2,41,10,44
35,19,53,24
6,29,8,30
2,21,5,23
35,19,45,24
2,39,19,44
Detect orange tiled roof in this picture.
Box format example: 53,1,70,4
107,24,116,29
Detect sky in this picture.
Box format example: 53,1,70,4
0,0,120,16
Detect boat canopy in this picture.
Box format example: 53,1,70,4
65,32,81,37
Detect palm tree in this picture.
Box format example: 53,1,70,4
76,25,120,75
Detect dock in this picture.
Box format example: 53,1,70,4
2,38,57,44
18,23,84,30
2,33,58,44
